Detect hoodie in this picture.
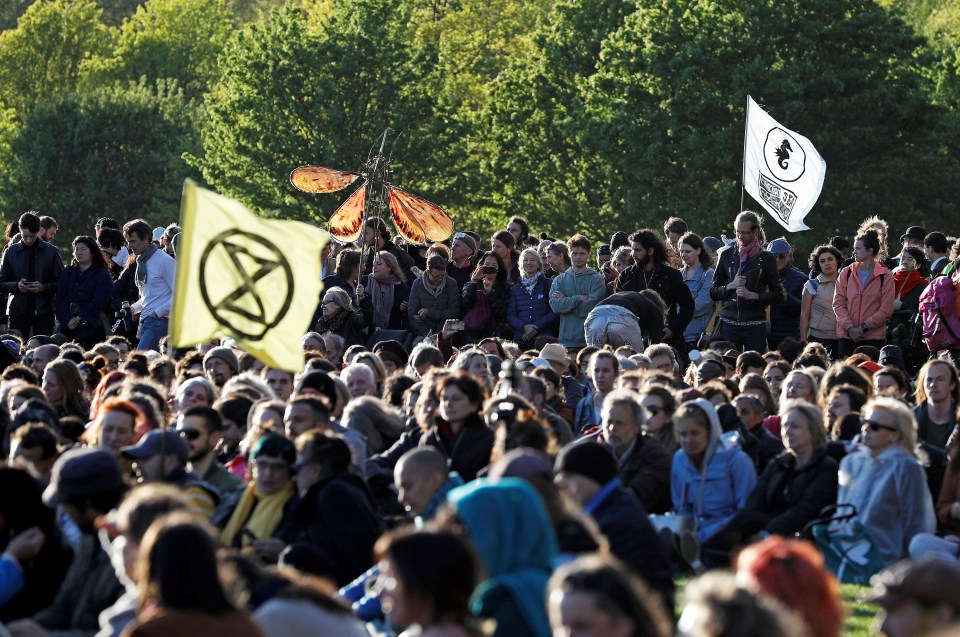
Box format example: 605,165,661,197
548,267,606,348
671,399,757,542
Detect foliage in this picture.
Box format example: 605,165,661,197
0,81,200,244
98,0,145,25
0,0,33,31
82,0,234,101
188,1,469,226
0,0,112,116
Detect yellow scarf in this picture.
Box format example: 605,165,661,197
220,481,295,551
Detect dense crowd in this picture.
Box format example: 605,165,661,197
0,208,958,637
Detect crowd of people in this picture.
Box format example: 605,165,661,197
0,208,957,636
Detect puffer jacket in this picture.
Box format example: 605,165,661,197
407,274,461,336
833,261,895,340
507,274,557,347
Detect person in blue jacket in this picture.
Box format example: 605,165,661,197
671,398,757,544
507,248,558,350
678,232,717,349
767,238,809,350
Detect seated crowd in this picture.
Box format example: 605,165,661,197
0,209,958,637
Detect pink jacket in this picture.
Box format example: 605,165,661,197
833,261,895,340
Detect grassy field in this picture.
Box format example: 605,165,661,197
842,583,877,636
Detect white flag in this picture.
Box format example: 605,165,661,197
742,96,826,232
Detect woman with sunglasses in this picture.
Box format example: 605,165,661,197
837,397,935,565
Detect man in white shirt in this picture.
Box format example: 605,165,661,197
122,219,175,351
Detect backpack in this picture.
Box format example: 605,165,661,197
918,275,960,352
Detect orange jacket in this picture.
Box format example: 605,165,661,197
832,261,895,340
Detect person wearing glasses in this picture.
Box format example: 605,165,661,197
175,405,243,496
765,238,808,351
837,397,935,565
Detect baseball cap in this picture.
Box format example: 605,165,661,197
767,238,791,255
43,448,125,507
120,429,189,463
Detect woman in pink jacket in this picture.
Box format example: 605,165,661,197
832,230,895,357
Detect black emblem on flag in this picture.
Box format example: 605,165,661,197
758,174,797,224
763,127,806,182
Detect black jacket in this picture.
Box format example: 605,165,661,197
462,280,510,340
745,448,838,535
710,246,785,323
614,264,693,338
279,473,382,586
0,239,63,316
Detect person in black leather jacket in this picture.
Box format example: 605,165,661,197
0,212,63,338
709,211,785,352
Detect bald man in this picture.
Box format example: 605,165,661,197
394,447,463,525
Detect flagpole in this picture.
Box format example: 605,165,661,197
740,94,750,213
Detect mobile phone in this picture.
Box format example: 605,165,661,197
443,319,465,332
482,265,498,275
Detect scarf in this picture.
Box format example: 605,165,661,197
316,307,351,334
738,237,761,265
134,243,158,288
421,272,446,298
367,274,400,328
519,272,541,295
893,269,924,299
220,481,295,553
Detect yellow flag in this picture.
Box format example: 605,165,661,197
171,180,329,371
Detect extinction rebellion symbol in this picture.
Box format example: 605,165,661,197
199,230,294,340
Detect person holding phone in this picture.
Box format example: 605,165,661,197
461,251,510,343
0,212,63,338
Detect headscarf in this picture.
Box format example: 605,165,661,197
448,478,556,637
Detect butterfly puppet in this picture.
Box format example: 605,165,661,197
289,131,454,245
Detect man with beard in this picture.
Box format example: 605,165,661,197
121,430,218,519
175,406,243,496
614,229,694,352
202,346,238,390
8,449,126,637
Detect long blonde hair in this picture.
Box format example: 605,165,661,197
374,250,406,283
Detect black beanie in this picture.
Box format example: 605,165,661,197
554,442,619,486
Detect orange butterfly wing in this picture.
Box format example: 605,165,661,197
388,189,426,245
389,187,454,243
290,166,360,194
328,185,366,243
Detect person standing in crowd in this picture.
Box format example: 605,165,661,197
545,241,571,279
550,235,605,350
868,557,960,637
800,244,842,356
360,251,409,331
38,217,58,245
362,218,415,282
766,238,807,351
55,236,114,350
0,212,63,338
710,211,785,353
490,230,520,285
122,219,175,352
408,255,460,338
462,251,510,343
614,229,693,352
321,248,361,307
507,248,557,350
913,359,959,450
838,397,935,565
507,216,531,248
925,231,951,277
888,246,929,347
446,232,477,293
663,217,688,255
678,232,717,350
833,229,895,357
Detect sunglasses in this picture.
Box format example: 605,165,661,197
861,417,897,433
644,406,663,416
178,429,202,441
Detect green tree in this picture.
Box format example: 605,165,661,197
0,82,200,244
478,0,637,237
83,0,234,101
189,2,468,226
0,0,32,31
0,0,112,115
98,0,145,25
581,0,959,246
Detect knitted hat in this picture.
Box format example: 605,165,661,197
453,233,477,254
295,371,338,409
853,345,881,362
323,287,353,312
554,442,618,486
203,346,239,373
373,340,409,367
878,345,905,370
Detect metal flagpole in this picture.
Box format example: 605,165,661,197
740,94,750,214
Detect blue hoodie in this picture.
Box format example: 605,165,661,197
448,478,557,637
671,399,757,542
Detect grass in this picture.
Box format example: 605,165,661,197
674,578,877,636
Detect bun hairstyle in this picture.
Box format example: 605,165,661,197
854,229,881,260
